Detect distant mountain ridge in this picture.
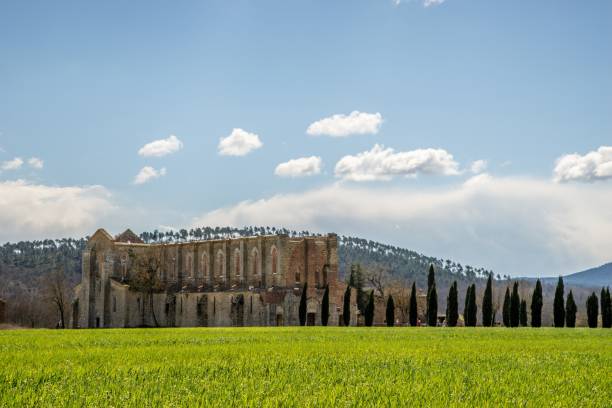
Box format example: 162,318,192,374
560,263,612,287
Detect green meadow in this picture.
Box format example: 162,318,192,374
0,328,610,407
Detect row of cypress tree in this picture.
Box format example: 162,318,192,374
300,267,612,328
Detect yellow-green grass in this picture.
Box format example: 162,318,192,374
1,328,610,407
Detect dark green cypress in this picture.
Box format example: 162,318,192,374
343,285,351,326
364,290,374,327
321,284,329,326
426,265,436,325
565,290,577,328
299,282,308,326
446,281,458,327
427,283,438,327
386,295,395,327
409,282,418,326
519,300,528,327
553,276,565,328
586,292,599,328
464,284,477,327
502,287,511,327
482,274,493,327
604,287,612,329
510,282,520,328
531,279,543,328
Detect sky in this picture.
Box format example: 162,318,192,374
1,0,611,278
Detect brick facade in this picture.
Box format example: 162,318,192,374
72,229,356,328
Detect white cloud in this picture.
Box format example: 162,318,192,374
334,144,460,181
133,166,167,185
1,157,24,171
424,0,445,7
192,176,612,277
138,135,183,157
0,180,115,242
28,157,44,169
275,156,322,178
553,146,612,183
307,111,383,137
218,128,263,156
470,160,488,174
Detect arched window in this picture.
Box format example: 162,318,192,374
217,251,225,282
201,253,209,282
185,254,193,278
271,246,278,275
251,249,259,276
234,249,241,280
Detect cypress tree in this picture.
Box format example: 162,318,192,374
343,285,351,326
502,287,511,327
299,282,308,326
599,287,612,328
482,274,493,327
471,284,478,326
586,292,599,328
531,279,543,328
519,300,528,327
426,265,435,323
427,283,438,327
510,282,520,328
446,281,458,327
321,284,329,326
553,276,565,328
349,264,366,315
364,290,374,327
464,284,477,327
386,295,395,327
604,287,612,329
565,290,577,328
409,282,418,326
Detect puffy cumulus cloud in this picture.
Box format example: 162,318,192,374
553,146,612,183
218,128,263,156
192,177,612,277
0,180,116,242
275,156,322,178
470,160,488,174
133,166,167,185
334,144,460,181
1,157,24,171
138,135,183,157
28,157,44,169
306,111,382,137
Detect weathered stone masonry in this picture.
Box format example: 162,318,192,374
72,229,356,328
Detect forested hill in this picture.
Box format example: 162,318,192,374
0,226,494,299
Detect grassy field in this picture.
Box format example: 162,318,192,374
0,328,610,407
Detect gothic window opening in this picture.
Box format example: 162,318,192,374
234,249,241,280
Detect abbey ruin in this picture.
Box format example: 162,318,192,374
73,229,355,328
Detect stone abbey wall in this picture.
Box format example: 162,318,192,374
73,229,356,328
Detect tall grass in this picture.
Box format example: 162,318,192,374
0,328,610,407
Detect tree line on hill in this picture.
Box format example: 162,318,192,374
302,264,612,328
0,227,608,328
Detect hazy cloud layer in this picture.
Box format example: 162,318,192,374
424,0,445,7
275,156,322,178
134,166,167,185
554,146,612,183
307,111,382,137
218,128,263,156
192,176,612,277
0,180,115,241
335,144,460,181
138,135,183,157
1,157,24,171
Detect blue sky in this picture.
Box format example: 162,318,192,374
1,0,611,277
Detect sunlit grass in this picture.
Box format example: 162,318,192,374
1,327,610,407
